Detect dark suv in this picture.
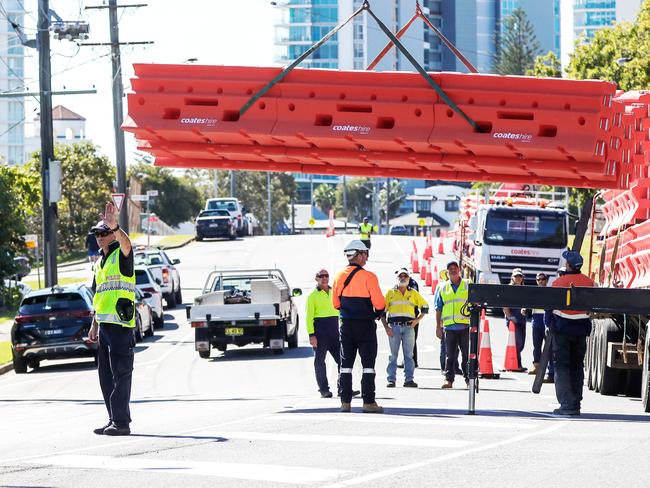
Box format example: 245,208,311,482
11,284,97,373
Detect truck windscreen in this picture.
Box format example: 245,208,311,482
484,208,567,248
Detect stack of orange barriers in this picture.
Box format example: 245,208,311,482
124,64,633,189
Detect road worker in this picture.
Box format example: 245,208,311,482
433,268,459,375
435,261,470,389
382,268,428,388
88,202,135,436
503,268,527,371
358,217,373,251
332,240,385,413
546,250,596,416
527,272,554,382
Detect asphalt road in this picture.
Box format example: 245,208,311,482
1,234,649,487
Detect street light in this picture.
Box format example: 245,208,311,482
616,57,632,66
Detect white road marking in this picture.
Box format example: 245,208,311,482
30,454,347,485
207,431,473,448
319,420,568,488
272,413,536,430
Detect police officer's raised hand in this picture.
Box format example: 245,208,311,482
309,335,318,349
100,202,118,229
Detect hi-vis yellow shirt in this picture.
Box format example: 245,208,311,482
385,287,429,320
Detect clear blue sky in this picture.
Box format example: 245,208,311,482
23,0,278,164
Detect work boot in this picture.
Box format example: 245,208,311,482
403,380,418,388
543,376,555,383
340,402,351,413
441,381,453,389
552,408,580,417
362,402,384,414
93,421,112,435
103,424,131,436
386,381,396,388
320,390,333,398
528,362,539,375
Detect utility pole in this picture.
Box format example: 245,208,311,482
310,174,314,219
385,177,390,233
38,0,57,287
230,170,236,198
372,178,380,233
342,175,348,231
267,172,272,235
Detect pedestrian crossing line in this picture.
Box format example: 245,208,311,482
204,431,473,448
29,454,348,485
272,413,536,430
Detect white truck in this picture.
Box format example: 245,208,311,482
455,190,570,285
188,269,302,358
134,247,183,308
205,198,248,237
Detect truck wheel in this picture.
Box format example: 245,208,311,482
598,318,622,396
199,344,211,359
642,333,650,411
593,321,601,392
166,292,177,309
287,319,299,349
13,353,27,374
624,370,642,398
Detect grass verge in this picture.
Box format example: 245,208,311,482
0,341,12,365
155,234,194,249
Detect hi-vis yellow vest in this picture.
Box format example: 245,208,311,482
359,223,372,240
93,247,136,328
440,279,470,327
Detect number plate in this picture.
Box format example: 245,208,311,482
209,223,220,228
43,328,63,336
224,327,244,336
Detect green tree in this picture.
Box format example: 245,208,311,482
0,166,30,288
25,142,115,255
566,2,650,91
334,177,374,222
130,161,204,227
494,8,541,75
313,183,336,214
527,51,562,77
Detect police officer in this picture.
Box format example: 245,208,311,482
436,261,470,389
332,240,386,413
382,268,428,388
305,268,341,398
358,217,373,251
546,250,596,416
88,202,136,436
527,272,554,382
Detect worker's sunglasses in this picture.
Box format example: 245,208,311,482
536,277,548,282
94,230,111,237
398,274,409,280
316,274,329,278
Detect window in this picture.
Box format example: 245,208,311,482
484,209,567,248
444,199,460,211
416,200,430,212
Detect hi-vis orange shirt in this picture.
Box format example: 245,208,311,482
551,272,596,319
332,264,386,320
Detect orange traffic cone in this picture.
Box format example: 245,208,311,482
421,259,428,280
425,259,433,286
503,320,522,372
413,255,420,274
430,264,439,294
479,319,500,379
437,236,445,255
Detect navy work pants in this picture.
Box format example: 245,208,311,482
98,323,134,427
553,332,587,412
313,317,341,394
340,318,377,404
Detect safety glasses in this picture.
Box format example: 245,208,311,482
94,230,111,237
316,274,329,279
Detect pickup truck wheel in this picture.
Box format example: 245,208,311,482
199,348,211,359
287,319,299,349
642,332,650,411
165,292,177,309
12,353,27,374
598,318,623,396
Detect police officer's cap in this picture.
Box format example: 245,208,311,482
562,249,583,268
446,260,460,270
90,220,112,233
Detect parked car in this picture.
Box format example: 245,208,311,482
205,198,248,237
13,256,31,280
134,288,154,342
3,279,32,299
134,265,164,328
389,225,409,236
195,209,237,241
134,247,182,308
11,284,97,373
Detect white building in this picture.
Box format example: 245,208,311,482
397,184,470,232
25,105,89,160
0,0,26,165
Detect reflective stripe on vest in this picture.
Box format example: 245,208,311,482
440,279,470,327
93,247,136,328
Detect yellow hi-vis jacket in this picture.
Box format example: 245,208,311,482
440,279,470,328
385,287,429,321
93,247,136,328
359,223,372,240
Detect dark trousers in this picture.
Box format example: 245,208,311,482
444,327,469,383
361,239,371,250
313,317,341,393
532,314,554,377
412,323,419,366
340,318,377,404
553,332,587,411
440,333,461,373
98,323,135,426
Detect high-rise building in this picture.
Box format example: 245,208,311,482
561,0,643,67
0,0,26,165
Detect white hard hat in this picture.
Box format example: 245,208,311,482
344,239,368,257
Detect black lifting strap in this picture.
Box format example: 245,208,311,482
239,1,478,132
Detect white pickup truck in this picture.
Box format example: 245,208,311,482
188,269,302,358
134,247,182,308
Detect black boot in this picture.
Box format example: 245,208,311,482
93,421,113,435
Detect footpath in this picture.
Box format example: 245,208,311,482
0,234,194,375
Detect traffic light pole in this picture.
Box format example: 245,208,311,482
109,0,128,232
38,0,58,287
